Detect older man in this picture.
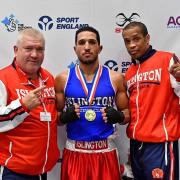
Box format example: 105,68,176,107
0,28,59,180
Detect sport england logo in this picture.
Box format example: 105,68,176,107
121,61,132,73
1,14,31,32
115,13,140,33
104,60,131,73
38,15,89,31
38,16,53,31
68,59,131,74
104,60,119,71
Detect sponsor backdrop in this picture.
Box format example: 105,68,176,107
0,0,179,179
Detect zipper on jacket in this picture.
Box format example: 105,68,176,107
5,141,13,166
162,113,168,141
42,121,50,173
133,64,140,139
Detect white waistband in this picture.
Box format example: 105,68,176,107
65,138,117,153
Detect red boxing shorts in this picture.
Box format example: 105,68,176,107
61,139,121,180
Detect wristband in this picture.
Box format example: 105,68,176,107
105,106,125,124
60,105,79,124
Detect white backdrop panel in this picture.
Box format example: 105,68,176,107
0,0,179,179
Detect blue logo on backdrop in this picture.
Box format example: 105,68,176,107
38,16,53,31
104,60,119,71
68,60,79,69
38,15,89,31
1,14,31,32
67,59,131,73
104,60,132,73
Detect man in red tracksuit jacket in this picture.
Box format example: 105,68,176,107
122,21,180,180
0,28,59,180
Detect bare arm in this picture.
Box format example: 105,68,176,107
110,70,130,124
55,70,68,111
55,70,80,125
101,70,130,124
54,70,67,125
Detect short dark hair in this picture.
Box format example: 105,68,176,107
75,26,100,45
123,21,148,37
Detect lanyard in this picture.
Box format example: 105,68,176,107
76,64,102,106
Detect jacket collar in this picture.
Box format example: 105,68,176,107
12,59,49,84
132,45,157,65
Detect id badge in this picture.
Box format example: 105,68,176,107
40,112,51,122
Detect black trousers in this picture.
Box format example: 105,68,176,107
0,166,47,180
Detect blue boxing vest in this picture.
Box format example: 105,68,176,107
65,65,115,141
